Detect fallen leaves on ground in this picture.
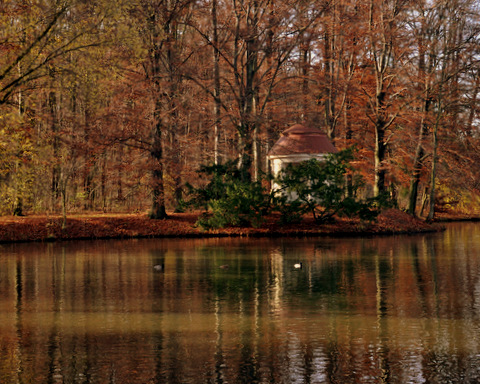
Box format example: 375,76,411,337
0,208,444,243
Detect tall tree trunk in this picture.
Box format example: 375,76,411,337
264,0,275,173
82,96,95,211
408,99,431,215
301,35,310,123
49,73,60,211
233,0,258,180
212,0,221,165
150,108,168,220
344,97,353,197
373,76,389,197
237,125,253,181
408,143,424,216
165,14,184,212
407,29,433,216
427,1,457,221
168,83,182,212
322,1,357,143
368,0,397,198
245,1,258,180
171,127,183,212
101,151,107,212
374,118,387,197
116,146,124,203
324,11,335,141
466,71,479,134
59,170,68,231
148,9,168,220
428,112,440,221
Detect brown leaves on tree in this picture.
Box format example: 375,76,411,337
0,0,480,219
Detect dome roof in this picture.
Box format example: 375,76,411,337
267,124,337,157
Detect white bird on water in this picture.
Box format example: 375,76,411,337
294,262,302,269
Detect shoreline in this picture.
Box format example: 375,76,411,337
0,209,448,244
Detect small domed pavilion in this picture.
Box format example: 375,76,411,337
267,124,337,191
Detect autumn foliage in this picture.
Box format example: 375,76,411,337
0,0,480,222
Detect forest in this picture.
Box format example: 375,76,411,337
1,0,479,221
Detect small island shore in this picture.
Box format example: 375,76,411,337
0,208,450,243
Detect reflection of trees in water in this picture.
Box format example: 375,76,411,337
1,228,480,382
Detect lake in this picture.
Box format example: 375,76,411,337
1,223,480,383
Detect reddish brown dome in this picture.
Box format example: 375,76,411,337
268,124,337,156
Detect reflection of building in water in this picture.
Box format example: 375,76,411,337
268,247,284,317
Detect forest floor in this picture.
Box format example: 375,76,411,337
0,208,460,243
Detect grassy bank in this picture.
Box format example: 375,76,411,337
0,209,444,243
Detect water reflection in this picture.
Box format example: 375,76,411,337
1,224,480,383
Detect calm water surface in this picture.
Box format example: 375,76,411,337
1,223,480,383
